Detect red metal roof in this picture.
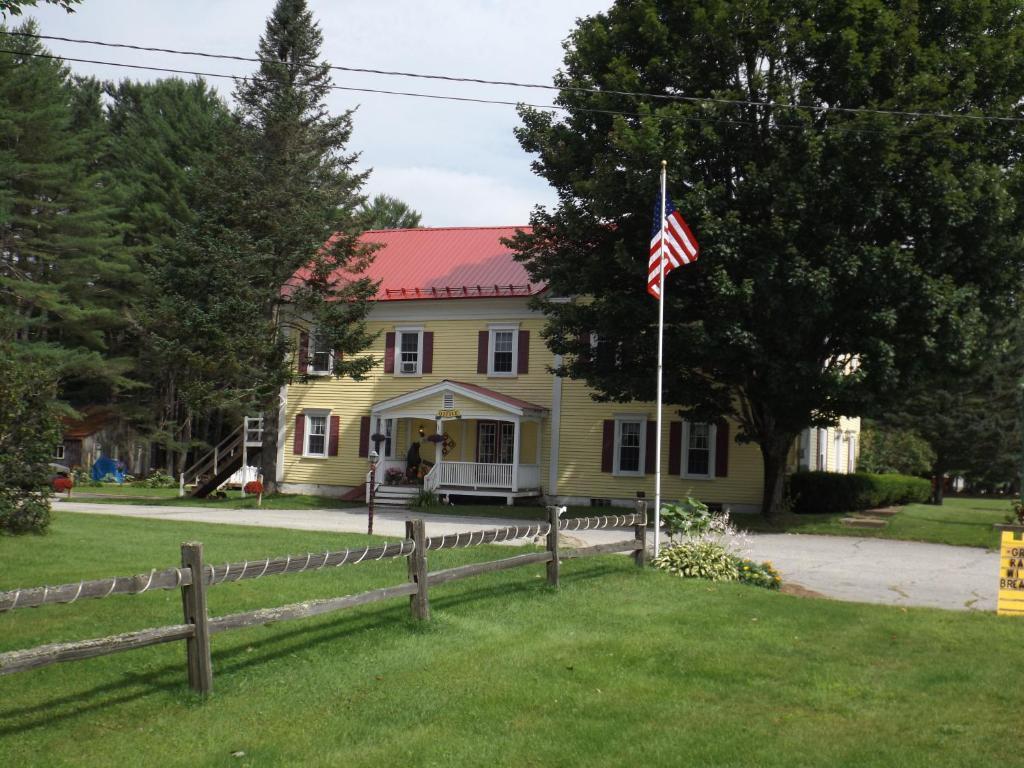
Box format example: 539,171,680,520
300,226,543,302
445,380,548,413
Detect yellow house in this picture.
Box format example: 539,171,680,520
277,227,859,512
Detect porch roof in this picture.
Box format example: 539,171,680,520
370,379,548,419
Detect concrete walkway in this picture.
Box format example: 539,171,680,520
57,501,1000,612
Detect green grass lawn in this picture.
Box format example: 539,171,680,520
63,485,362,511
0,512,1020,767
734,497,1010,549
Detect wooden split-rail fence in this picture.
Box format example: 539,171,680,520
0,505,647,694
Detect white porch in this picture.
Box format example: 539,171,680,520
369,380,547,503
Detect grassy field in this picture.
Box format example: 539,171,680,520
735,497,1010,549
64,485,362,510
0,512,1020,767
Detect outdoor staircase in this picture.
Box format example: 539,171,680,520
185,417,263,498
373,485,420,510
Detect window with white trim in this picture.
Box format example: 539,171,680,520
396,328,422,375
309,331,333,375
817,428,828,471
488,324,518,376
614,416,645,475
682,421,716,479
375,417,395,458
53,444,65,460
305,412,328,457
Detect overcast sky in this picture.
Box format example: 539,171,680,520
21,0,611,226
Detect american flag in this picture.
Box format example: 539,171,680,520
648,193,699,299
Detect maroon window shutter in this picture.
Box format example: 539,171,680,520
298,332,309,373
422,332,434,374
668,422,682,475
384,333,395,374
645,420,656,474
517,330,530,374
715,419,730,477
477,331,489,374
358,416,370,458
328,416,340,456
601,420,615,473
293,415,304,454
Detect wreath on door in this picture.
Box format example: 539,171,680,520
441,432,457,456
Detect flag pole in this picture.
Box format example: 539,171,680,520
654,159,667,558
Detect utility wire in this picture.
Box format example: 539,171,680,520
2,46,905,138
8,29,1024,125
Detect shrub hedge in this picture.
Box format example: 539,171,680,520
787,471,930,515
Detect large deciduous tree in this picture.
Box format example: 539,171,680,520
510,0,1024,517
146,0,376,485
0,345,61,534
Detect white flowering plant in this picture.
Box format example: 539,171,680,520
659,496,750,556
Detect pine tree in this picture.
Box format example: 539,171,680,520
0,23,135,397
145,0,377,485
359,194,422,229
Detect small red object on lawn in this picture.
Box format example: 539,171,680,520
52,476,73,496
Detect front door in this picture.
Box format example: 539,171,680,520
477,421,514,464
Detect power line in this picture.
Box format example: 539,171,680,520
0,46,1005,141
3,46,900,137
8,30,1024,125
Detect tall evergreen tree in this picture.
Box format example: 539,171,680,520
146,0,377,484
0,23,134,397
510,0,1024,517
359,193,422,229
104,78,231,269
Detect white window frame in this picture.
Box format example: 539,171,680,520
613,415,646,477
817,428,828,471
303,409,330,458
487,323,519,377
53,444,65,460
681,421,717,480
395,326,423,377
374,416,396,459
307,329,334,376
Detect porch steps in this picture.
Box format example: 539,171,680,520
374,485,420,509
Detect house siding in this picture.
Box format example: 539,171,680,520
282,308,552,490
553,382,764,508
280,298,860,512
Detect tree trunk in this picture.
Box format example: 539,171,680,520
930,466,946,505
759,437,792,519
261,392,280,494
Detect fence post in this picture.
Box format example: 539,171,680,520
546,505,560,588
406,519,430,620
634,499,648,568
180,542,213,694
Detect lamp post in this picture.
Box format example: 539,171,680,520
367,448,379,535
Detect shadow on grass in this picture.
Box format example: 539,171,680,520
0,559,634,734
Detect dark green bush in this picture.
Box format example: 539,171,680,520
787,471,930,515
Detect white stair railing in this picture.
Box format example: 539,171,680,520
423,463,440,493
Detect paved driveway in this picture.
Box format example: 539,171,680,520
57,501,1000,612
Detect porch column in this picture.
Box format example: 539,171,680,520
435,418,443,466
534,419,542,472
512,417,521,492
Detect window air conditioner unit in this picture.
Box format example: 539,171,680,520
402,362,417,374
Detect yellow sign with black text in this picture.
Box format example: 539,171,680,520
436,408,461,419
998,531,1024,617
